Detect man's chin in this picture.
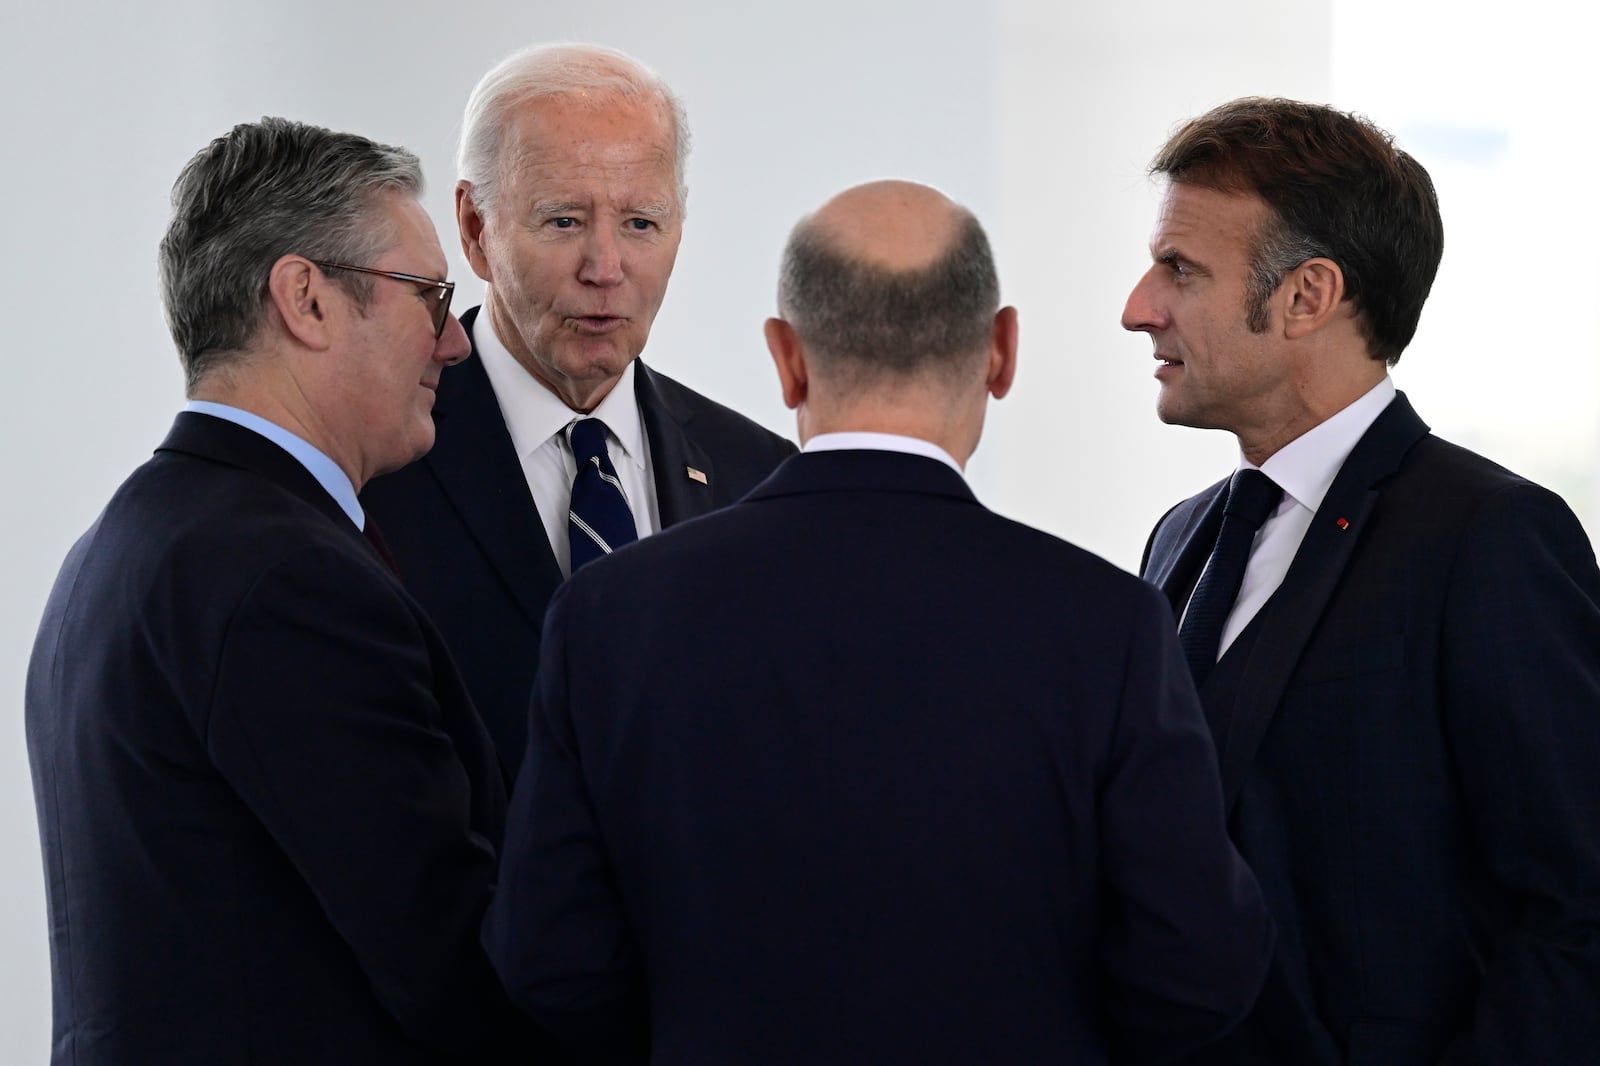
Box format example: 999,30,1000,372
560,338,640,374
1154,398,1213,432
1154,392,1188,427
374,428,436,480
542,347,644,408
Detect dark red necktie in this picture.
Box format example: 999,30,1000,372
362,519,401,577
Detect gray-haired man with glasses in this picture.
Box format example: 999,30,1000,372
25,117,538,1064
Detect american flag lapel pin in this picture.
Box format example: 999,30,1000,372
1335,517,1350,531
686,466,708,485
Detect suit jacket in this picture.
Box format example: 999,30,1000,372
361,305,797,778
25,413,525,1065
485,449,1274,1065
1141,393,1600,1065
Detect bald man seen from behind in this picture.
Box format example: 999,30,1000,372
483,180,1274,1065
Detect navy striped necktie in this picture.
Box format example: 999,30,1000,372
1179,469,1282,683
568,417,638,572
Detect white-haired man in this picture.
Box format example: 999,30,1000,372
364,44,795,778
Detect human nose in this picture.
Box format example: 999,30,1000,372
576,226,624,287
434,311,471,365
1121,267,1164,333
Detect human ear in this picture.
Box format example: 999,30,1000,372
1282,257,1346,340
266,256,335,351
764,317,808,410
456,182,493,283
987,306,1019,400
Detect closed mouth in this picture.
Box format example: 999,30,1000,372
566,316,627,340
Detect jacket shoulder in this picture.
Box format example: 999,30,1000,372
638,363,797,460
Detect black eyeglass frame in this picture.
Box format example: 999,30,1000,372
312,260,455,338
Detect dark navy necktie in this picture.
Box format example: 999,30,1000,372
567,417,638,572
1179,469,1282,684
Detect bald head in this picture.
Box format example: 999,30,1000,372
805,180,969,273
777,180,999,381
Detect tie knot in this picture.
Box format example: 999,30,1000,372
1225,469,1282,529
570,418,612,464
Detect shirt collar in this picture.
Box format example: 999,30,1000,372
804,431,964,477
473,312,645,469
1250,376,1396,513
183,400,364,528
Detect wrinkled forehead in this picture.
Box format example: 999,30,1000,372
1151,180,1271,252
501,93,677,178
375,193,449,275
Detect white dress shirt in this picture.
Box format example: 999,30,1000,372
803,431,965,476
473,315,660,578
1213,376,1396,657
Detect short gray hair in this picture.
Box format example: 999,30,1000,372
778,212,1000,380
457,43,690,219
159,117,423,389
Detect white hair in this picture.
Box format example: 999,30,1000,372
457,43,690,219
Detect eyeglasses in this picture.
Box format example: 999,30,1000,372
312,260,455,338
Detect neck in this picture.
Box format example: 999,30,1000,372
1236,361,1387,466
191,369,362,489
800,395,979,469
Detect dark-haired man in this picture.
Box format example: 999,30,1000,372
1126,97,1600,1064
26,118,525,1063
486,180,1273,1065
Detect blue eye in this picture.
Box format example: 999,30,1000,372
626,218,654,231
550,218,576,229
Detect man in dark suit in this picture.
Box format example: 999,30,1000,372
485,179,1274,1065
362,44,794,776
26,118,527,1064
1124,97,1600,1064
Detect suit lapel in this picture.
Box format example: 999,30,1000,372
424,307,564,626
1215,393,1431,812
636,361,718,527
1145,480,1229,614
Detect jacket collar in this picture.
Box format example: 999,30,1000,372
158,410,357,537
744,448,979,507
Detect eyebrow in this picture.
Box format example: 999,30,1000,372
530,199,676,219
626,201,674,220
531,200,586,217
1153,245,1200,267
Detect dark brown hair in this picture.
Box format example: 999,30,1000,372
1153,97,1443,365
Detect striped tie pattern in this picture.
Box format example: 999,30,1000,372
1178,469,1282,684
567,417,638,572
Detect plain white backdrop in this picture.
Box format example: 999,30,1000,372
4,2,1593,1059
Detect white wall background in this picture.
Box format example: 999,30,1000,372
3,2,1591,1060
